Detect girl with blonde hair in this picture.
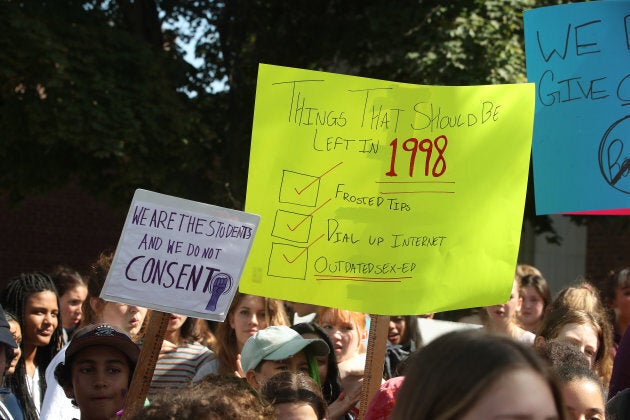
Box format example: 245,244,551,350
482,277,535,344
212,292,289,376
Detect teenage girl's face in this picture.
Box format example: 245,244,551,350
519,285,545,329
60,285,88,330
23,290,59,348
556,323,599,368
321,313,364,363
69,345,130,419
388,316,406,345
302,332,329,384
486,280,522,323
8,320,21,375
229,295,268,351
561,377,604,420
461,369,558,420
612,284,630,323
97,301,147,337
167,314,188,333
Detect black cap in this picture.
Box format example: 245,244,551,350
0,305,17,350
66,324,140,364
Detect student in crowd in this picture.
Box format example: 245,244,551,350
482,277,535,343
54,324,140,420
536,339,605,419
386,316,419,349
544,283,614,387
535,306,612,388
603,267,630,349
391,329,566,420
148,314,215,396
315,306,368,409
4,312,22,378
240,325,329,391
0,272,63,420
211,293,289,376
41,251,148,420
384,315,420,379
291,323,341,402
518,273,552,333
556,363,606,420
2,310,23,420
260,371,328,420
292,322,360,420
131,374,275,420
49,265,88,343
0,306,20,420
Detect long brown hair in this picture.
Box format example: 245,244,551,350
536,305,613,386
214,293,288,375
80,251,149,341
80,251,113,327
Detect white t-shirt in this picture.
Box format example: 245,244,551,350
40,343,80,420
24,368,41,415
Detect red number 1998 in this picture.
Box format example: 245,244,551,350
385,135,447,177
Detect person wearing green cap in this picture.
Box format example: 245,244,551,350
241,325,329,391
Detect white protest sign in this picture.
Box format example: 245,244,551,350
101,189,260,322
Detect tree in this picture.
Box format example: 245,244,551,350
1,0,570,238
0,0,219,209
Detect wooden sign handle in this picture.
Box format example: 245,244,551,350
358,314,389,420
121,311,170,419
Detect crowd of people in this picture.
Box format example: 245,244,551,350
0,255,629,419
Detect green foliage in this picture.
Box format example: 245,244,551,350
1,0,572,239
0,1,218,208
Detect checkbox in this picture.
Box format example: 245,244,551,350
267,242,308,280
279,170,319,207
272,209,312,243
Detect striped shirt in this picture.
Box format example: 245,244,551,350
148,342,216,396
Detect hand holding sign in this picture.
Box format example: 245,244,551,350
101,189,260,322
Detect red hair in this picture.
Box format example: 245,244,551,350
316,307,367,353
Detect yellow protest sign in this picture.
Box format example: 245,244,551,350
241,64,533,315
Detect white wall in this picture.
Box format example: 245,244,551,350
519,215,587,297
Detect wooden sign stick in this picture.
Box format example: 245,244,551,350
358,314,389,420
121,310,170,420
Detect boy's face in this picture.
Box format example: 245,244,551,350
247,350,309,390
65,345,131,420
